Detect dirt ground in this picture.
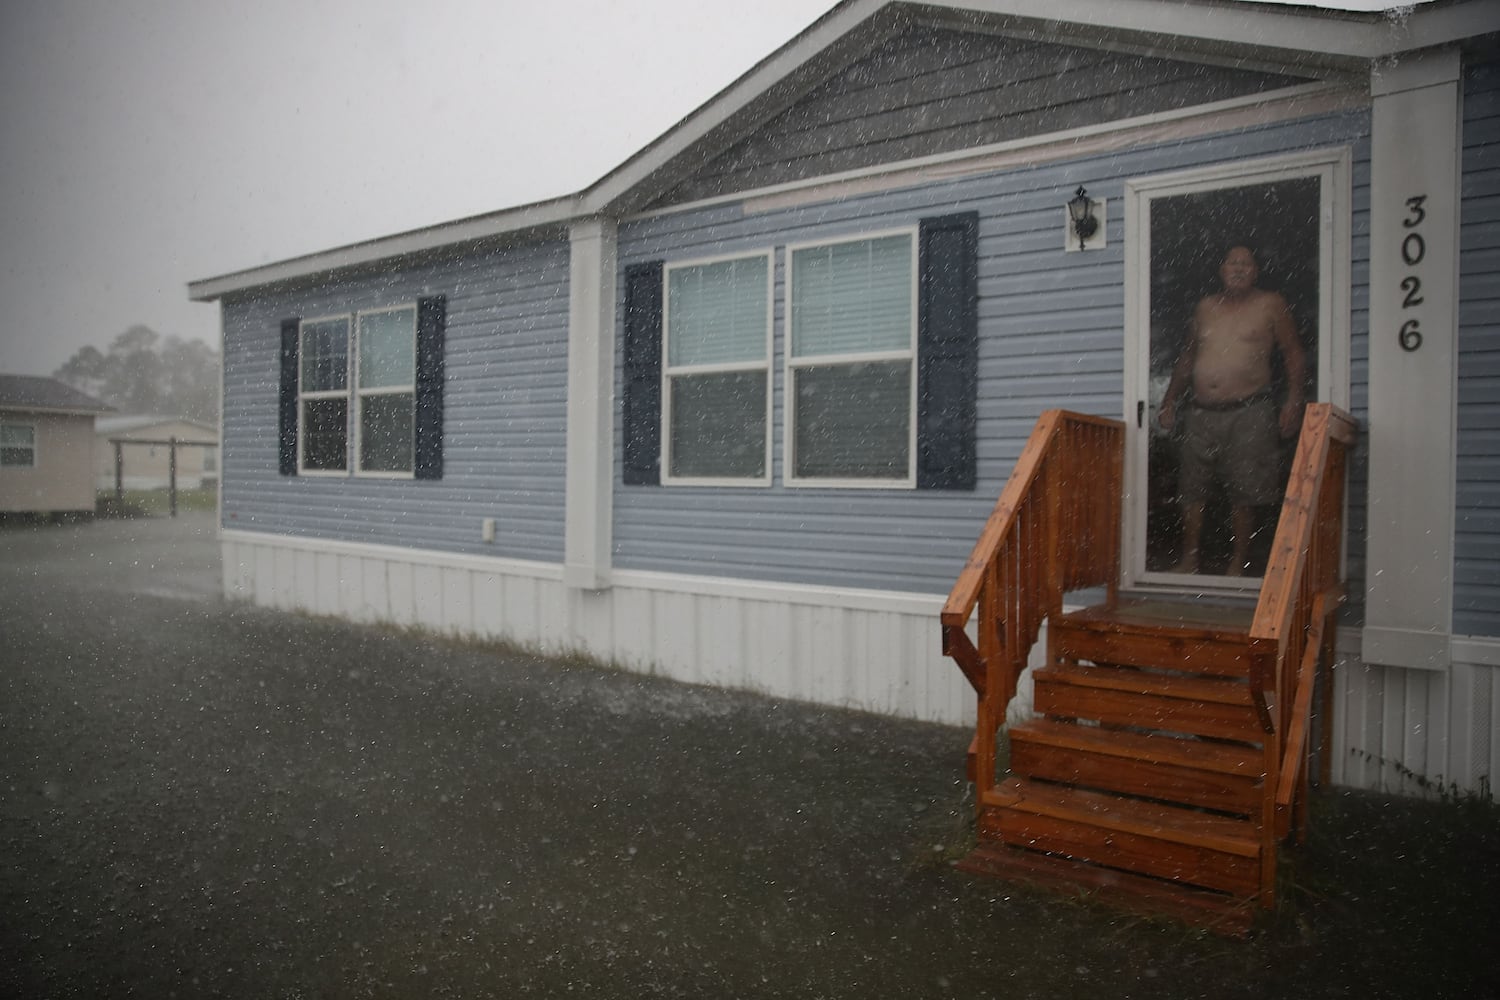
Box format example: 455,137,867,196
1,513,1496,998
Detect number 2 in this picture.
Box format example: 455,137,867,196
1401,276,1424,308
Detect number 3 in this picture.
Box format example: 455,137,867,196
1404,195,1427,228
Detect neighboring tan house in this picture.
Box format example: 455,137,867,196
0,375,112,516
95,415,218,491
189,0,1498,924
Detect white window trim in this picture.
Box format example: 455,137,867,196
783,225,919,490
1121,146,1352,593
353,304,418,480
0,422,36,469
296,313,352,477
661,248,774,488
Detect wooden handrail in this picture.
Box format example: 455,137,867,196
941,410,1123,631
1249,402,1357,843
941,409,1124,799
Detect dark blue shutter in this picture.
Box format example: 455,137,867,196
278,318,300,476
917,212,979,490
622,261,664,486
414,295,446,480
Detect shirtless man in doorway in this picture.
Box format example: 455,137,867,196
1157,245,1306,576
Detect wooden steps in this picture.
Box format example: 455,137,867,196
957,840,1257,936
961,601,1276,930
1008,718,1264,816
980,777,1261,896
1032,663,1261,741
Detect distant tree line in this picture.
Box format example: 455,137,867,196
54,325,219,424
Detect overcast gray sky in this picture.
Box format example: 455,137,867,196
0,0,1406,378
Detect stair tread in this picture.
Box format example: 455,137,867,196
1037,662,1254,705
1061,599,1254,638
958,843,1256,936
1010,719,1264,776
984,777,1260,857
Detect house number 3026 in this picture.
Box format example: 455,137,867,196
1398,194,1427,352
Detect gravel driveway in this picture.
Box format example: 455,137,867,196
2,513,1495,998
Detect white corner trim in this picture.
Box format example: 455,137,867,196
1360,625,1452,673
1370,45,1461,96
219,528,564,582
564,217,618,592
1362,47,1461,674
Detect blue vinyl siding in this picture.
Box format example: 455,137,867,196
220,241,571,562
1456,56,1500,637
615,109,1372,595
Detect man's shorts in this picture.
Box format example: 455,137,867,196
1178,396,1282,506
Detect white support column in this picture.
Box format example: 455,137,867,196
1362,48,1462,671
564,217,618,592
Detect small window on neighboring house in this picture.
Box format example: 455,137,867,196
1,423,36,467
663,252,772,484
356,305,417,475
298,315,352,473
786,230,916,486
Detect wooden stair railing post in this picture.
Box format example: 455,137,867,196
1249,402,1358,902
941,410,1125,808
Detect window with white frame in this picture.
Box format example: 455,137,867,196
0,422,35,467
786,230,916,485
296,307,418,476
355,305,417,475
663,252,772,483
298,315,351,473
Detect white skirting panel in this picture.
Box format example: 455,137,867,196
220,532,976,727
1331,645,1499,800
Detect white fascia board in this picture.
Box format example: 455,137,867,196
188,194,582,302
1,405,110,418
920,0,1497,62
1386,0,1500,56
576,0,1413,216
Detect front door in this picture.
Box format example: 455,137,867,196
1123,150,1349,591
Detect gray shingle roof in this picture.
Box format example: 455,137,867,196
96,414,214,435
0,374,112,414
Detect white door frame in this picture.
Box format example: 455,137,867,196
1121,147,1352,593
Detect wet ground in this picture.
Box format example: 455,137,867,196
1,513,1496,998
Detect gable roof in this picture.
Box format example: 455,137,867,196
96,415,216,436
188,0,1500,302
0,374,112,415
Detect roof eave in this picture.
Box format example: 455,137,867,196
187,0,1500,301
188,193,582,303
1,404,111,417
581,0,1498,216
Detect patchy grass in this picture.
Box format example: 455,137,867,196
96,487,217,518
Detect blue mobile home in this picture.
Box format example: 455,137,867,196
192,0,1499,850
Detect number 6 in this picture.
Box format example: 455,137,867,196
1399,319,1422,352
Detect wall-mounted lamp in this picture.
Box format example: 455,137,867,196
1064,185,1105,252
1068,186,1098,249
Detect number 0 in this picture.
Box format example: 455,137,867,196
1401,232,1426,267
